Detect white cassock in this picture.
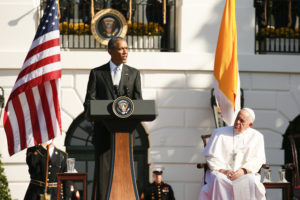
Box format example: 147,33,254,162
198,126,266,200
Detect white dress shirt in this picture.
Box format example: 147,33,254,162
110,60,123,86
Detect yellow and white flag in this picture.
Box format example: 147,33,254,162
213,0,240,125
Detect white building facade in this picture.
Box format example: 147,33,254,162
0,0,300,199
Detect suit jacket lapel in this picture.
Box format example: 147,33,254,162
101,63,117,99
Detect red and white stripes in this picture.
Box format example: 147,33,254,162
3,30,62,156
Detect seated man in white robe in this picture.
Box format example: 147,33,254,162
199,108,266,200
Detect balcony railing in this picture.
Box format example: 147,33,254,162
40,0,176,51
255,0,300,54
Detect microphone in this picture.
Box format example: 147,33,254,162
113,85,120,97
124,86,130,97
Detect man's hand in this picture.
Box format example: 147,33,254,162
41,140,54,149
218,169,234,180
218,168,246,181
231,168,246,181
41,142,48,149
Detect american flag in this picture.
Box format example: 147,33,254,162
3,0,62,156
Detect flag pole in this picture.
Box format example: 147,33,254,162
41,145,51,200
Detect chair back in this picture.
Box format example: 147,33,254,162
288,134,300,187
198,134,212,184
201,134,212,147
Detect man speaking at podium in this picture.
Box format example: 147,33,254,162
83,37,143,200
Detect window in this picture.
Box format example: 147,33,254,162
40,0,176,51
254,0,300,53
64,113,149,199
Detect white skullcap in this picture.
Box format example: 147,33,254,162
242,108,255,122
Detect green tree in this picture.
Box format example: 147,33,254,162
0,153,12,200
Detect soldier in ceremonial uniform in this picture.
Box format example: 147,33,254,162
141,166,175,200
24,140,70,200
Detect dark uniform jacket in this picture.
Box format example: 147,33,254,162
83,62,142,200
24,145,70,200
144,181,175,200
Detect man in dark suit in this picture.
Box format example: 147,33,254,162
24,140,70,200
83,37,142,200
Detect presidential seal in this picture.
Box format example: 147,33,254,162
112,96,134,118
91,8,128,46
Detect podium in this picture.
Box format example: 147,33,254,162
89,99,157,200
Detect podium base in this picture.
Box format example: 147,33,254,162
106,132,139,200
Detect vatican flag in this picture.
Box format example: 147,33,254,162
213,0,240,125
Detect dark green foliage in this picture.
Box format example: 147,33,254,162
0,154,12,200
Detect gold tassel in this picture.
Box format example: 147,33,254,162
91,0,95,19
57,0,61,21
127,0,132,24
163,0,166,24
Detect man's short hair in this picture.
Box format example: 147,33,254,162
107,37,126,50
